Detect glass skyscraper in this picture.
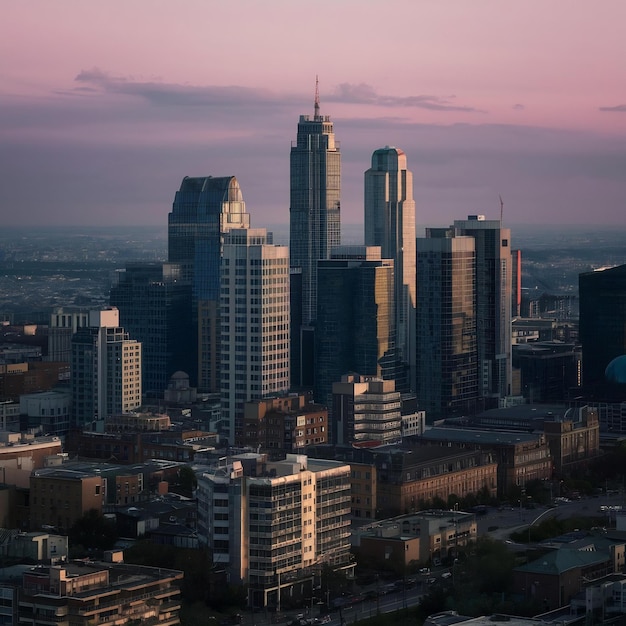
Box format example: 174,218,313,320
364,146,416,392
168,176,249,392
289,83,341,327
416,235,478,417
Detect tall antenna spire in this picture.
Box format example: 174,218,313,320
499,194,504,225
314,75,320,119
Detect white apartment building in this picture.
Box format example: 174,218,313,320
71,307,142,427
197,454,353,608
219,229,290,445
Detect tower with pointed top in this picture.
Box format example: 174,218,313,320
289,80,341,388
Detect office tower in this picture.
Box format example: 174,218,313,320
452,215,512,403
364,146,416,392
289,81,341,386
71,307,142,427
416,235,478,417
579,264,626,387
110,262,193,397
511,249,522,318
196,454,353,608
168,176,250,392
331,374,402,445
47,307,89,362
220,228,290,444
314,246,397,411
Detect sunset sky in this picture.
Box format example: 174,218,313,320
2,1,626,230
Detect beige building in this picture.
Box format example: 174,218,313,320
19,553,183,626
197,454,353,608
29,468,104,532
354,510,478,568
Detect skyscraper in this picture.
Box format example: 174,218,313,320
364,146,416,392
416,235,478,417
109,262,193,397
71,307,142,427
314,246,397,411
289,80,340,386
579,264,626,387
168,176,250,392
220,228,290,444
452,215,512,403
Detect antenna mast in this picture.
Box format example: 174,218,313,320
314,75,320,119
499,195,504,225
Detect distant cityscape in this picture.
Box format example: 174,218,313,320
2,95,626,626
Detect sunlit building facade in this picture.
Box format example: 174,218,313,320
365,147,416,392
220,228,290,444
168,176,250,392
416,235,478,417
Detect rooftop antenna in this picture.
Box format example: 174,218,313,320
499,194,504,225
314,75,320,119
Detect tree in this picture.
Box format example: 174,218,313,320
69,509,118,553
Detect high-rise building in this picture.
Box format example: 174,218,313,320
168,176,250,392
71,307,142,427
289,81,340,386
196,454,353,609
110,262,193,397
364,147,416,392
47,307,89,363
452,215,512,403
416,235,478,417
220,228,290,444
314,246,397,411
331,374,402,445
579,264,626,387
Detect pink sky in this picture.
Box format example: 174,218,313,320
2,0,626,228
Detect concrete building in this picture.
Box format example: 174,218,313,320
354,510,478,569
315,247,397,409
30,467,105,532
331,374,402,445
373,447,498,517
365,147,416,392
0,431,62,489
18,555,183,626
20,390,71,435
46,306,89,363
197,454,353,608
416,234,478,417
220,228,290,445
419,426,552,497
289,81,341,387
70,307,141,427
168,175,250,393
243,393,328,455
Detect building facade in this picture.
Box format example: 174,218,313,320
314,247,396,410
416,234,478,417
220,228,290,444
70,308,142,427
289,83,340,389
579,264,626,387
364,146,416,392
243,394,328,454
110,262,194,397
331,374,402,445
168,175,250,392
197,454,353,609
452,216,512,403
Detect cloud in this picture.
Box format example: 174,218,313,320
599,104,626,112
74,67,302,109
513,103,525,111
329,82,484,112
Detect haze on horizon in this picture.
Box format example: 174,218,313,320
2,1,626,229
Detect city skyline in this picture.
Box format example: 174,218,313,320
2,1,626,228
